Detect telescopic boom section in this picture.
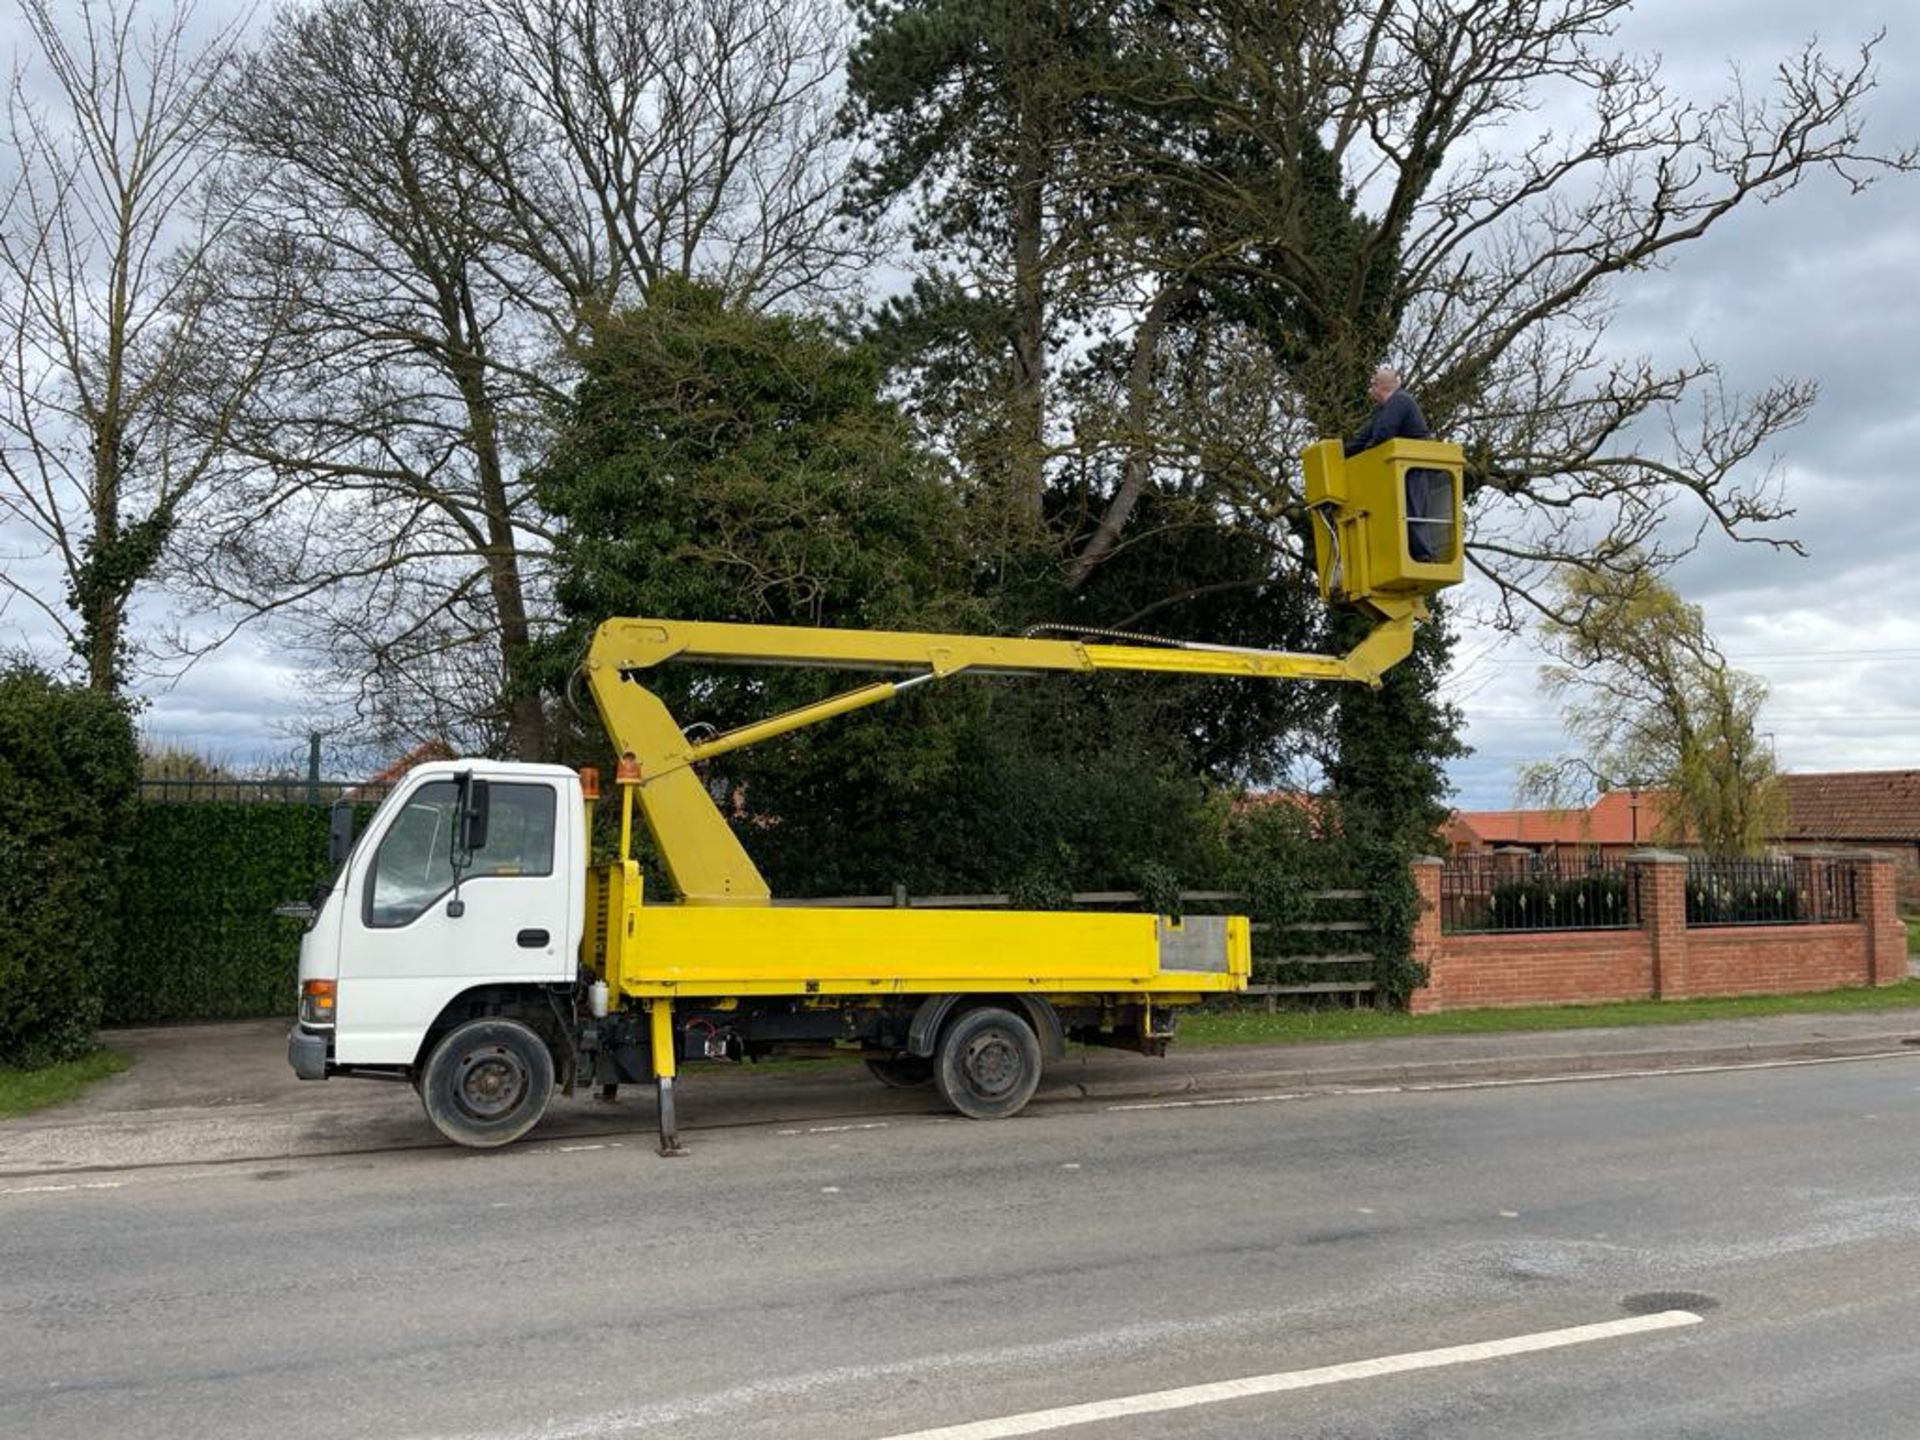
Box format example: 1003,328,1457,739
582,438,1465,905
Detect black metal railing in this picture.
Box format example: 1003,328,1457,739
1685,858,1858,926
138,778,394,805
1440,854,1637,934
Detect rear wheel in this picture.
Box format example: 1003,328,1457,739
933,1006,1042,1120
419,1017,555,1148
864,1055,935,1089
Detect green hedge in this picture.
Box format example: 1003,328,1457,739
0,668,139,1067
111,804,336,1024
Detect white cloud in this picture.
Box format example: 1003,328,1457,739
1440,2,1920,809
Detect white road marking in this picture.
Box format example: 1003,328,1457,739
0,1163,304,1200
1109,1092,1305,1112
0,1180,124,1196
776,1121,893,1136
1107,1049,1916,1112
871,1310,1703,1440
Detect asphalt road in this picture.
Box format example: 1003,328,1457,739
5,1054,1919,1439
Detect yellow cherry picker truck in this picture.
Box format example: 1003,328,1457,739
287,438,1464,1153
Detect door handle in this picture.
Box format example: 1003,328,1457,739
516,929,550,949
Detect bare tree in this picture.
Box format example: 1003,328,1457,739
853,1,1914,614
1105,1,1915,613
477,0,868,319
0,0,266,689
186,0,564,759
182,0,867,758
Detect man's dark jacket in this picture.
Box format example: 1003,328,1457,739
1344,389,1431,456
1344,388,1448,562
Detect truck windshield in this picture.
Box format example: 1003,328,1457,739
365,780,556,928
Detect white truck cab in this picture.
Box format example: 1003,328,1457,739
290,761,586,1084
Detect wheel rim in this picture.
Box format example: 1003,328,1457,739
962,1027,1022,1099
453,1044,527,1120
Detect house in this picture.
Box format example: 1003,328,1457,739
1776,770,1920,869
1444,789,1681,861
1447,769,1920,868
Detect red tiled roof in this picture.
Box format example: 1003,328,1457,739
371,739,456,784
1778,770,1920,842
1236,790,1321,816
1450,771,1920,850
1234,790,1332,836
1447,789,1679,848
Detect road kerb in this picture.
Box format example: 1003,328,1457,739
1049,1033,1920,1105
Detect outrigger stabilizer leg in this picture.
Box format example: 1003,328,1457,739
650,999,687,1157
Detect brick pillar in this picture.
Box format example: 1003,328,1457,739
1493,845,1533,879
1851,850,1908,986
1409,857,1445,1015
1630,849,1691,999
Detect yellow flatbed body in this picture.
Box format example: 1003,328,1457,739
588,863,1251,1001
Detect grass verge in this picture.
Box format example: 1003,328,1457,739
0,1049,131,1119
1180,980,1920,1048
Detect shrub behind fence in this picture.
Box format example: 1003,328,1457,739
1685,857,1857,926
1441,855,1637,934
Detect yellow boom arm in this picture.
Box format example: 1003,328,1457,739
582,438,1464,905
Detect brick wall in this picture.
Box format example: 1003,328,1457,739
1681,926,1875,998
1410,850,1905,1014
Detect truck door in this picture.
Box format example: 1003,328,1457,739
335,775,572,1064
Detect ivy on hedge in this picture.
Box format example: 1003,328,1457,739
1221,800,1430,1007
0,668,139,1068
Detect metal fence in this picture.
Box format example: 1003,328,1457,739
1440,854,1638,934
1686,858,1858,926
1442,852,1866,933
138,778,394,805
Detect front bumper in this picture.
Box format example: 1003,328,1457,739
288,1025,331,1081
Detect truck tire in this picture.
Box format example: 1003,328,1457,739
419,1017,555,1148
864,1055,935,1089
933,1006,1042,1120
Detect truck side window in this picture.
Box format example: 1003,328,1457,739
365,781,557,928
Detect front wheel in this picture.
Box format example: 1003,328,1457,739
933,1007,1042,1120
419,1017,555,1148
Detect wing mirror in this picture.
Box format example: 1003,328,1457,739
459,776,491,853
447,772,491,918
327,799,356,868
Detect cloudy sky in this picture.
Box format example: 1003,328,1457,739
3,0,1917,804
1438,0,1920,809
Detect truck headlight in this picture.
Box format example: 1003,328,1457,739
299,979,337,1027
